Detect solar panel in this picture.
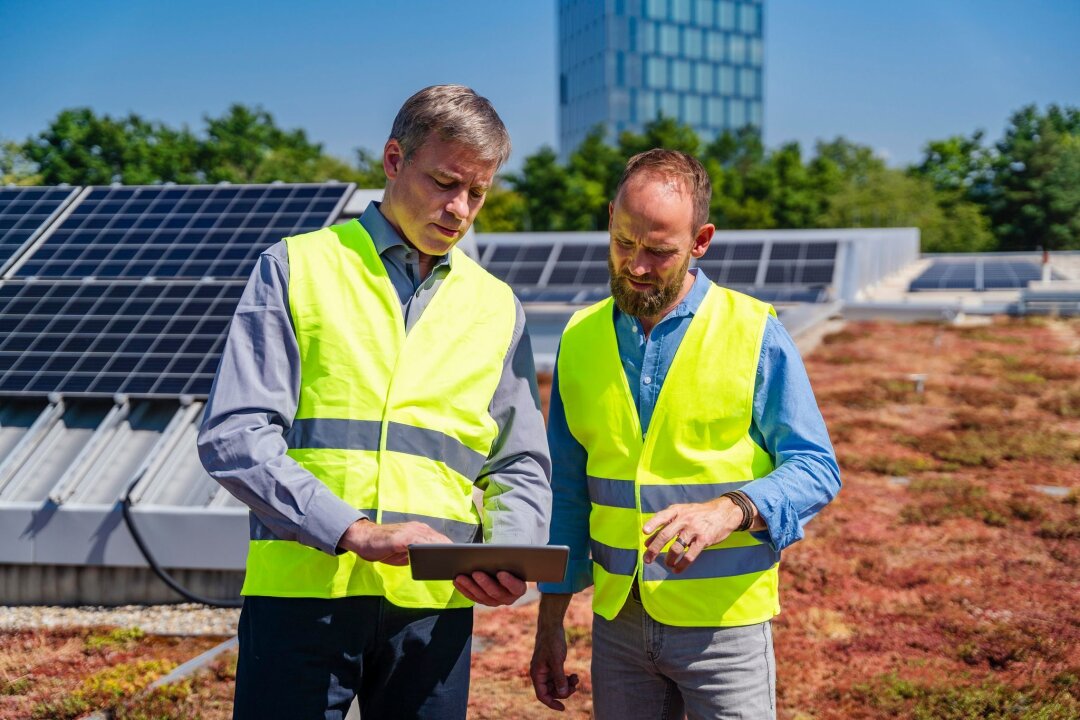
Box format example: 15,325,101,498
0,279,244,397
763,241,836,287
908,259,1051,292
0,186,79,275
547,244,609,286
13,184,351,280
484,243,555,285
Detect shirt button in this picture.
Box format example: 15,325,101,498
643,376,652,385
631,325,638,333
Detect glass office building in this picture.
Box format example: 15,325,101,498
559,0,764,156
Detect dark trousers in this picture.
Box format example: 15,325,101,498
233,595,473,720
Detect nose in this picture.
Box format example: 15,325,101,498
628,249,652,277
445,189,470,221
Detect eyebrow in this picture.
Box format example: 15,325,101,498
432,169,491,191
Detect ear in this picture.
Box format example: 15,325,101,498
691,223,715,259
383,139,405,180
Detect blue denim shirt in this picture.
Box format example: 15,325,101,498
540,270,841,594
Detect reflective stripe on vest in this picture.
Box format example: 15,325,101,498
241,220,516,608
557,284,780,627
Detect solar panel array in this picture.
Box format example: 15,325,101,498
14,184,348,279
479,238,838,304
0,280,243,396
0,183,353,398
0,186,79,274
909,259,1058,292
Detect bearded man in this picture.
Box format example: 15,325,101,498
529,149,840,720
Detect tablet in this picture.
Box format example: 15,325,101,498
408,544,569,583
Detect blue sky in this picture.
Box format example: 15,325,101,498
1,0,1077,171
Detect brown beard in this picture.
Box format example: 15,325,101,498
608,252,690,319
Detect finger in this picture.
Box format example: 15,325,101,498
642,507,676,536
471,571,516,605
495,571,527,598
644,522,683,564
381,551,410,566
664,533,696,568
531,664,566,711
453,574,495,605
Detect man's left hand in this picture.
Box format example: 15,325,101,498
641,497,744,573
453,570,527,607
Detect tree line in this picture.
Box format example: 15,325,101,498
3,103,1077,252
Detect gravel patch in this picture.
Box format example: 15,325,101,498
0,590,540,637
0,603,240,636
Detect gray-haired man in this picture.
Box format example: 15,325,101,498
199,85,551,719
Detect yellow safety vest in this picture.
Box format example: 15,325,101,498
242,220,517,608
557,283,780,627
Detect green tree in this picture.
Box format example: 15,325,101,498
200,104,324,183
24,108,202,185
473,181,526,232
988,104,1080,250
0,140,40,185
506,146,570,231
618,116,701,158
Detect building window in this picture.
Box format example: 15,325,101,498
706,31,724,61
730,99,746,127
683,27,701,58
646,0,666,20
718,0,736,30
684,94,702,125
661,92,679,118
645,56,666,88
629,17,638,51
718,65,735,94
707,97,723,126
694,62,713,93
739,3,760,34
740,67,756,97
749,101,762,127
673,59,691,90
635,90,652,121
729,34,745,65
749,37,763,65
695,0,713,27
660,24,679,54
672,0,691,22
617,52,626,87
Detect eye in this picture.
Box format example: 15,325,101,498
470,188,487,199
433,178,453,190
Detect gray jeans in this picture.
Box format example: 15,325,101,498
592,590,776,720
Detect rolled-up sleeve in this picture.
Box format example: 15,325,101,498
197,242,363,556
740,316,842,551
475,298,553,546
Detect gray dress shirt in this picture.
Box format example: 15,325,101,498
198,202,552,556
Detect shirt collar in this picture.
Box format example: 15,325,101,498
357,201,453,269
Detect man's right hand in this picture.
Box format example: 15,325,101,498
530,593,579,711
337,519,450,565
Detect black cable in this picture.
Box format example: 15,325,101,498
121,472,243,609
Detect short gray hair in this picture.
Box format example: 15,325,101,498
389,84,511,168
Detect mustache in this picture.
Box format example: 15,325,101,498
617,273,657,287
